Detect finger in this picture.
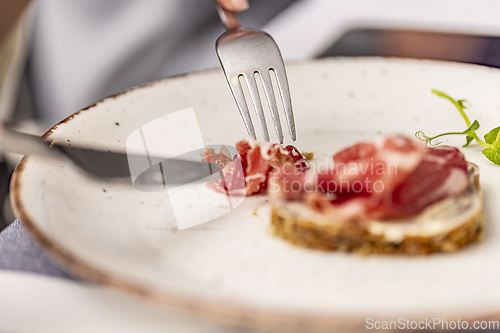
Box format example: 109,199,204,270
216,0,249,12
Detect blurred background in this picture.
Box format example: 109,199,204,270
2,0,500,229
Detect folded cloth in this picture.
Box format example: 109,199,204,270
0,219,77,279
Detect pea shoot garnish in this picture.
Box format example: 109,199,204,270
415,89,500,165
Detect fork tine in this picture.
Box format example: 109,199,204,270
259,71,284,144
227,75,257,140
272,66,296,141
243,73,270,142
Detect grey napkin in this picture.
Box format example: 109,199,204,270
0,219,77,279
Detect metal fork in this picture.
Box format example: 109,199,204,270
215,3,296,143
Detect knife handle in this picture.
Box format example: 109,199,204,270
0,122,58,158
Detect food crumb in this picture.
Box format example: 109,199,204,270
49,139,60,148
301,151,314,160
253,208,258,216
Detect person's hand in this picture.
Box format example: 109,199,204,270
216,0,249,12
0,0,31,43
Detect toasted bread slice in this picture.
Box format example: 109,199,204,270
270,163,483,255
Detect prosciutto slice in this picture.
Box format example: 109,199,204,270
271,135,469,220
208,139,310,196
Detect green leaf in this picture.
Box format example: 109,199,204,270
463,135,474,147
484,126,500,145
462,120,480,147
462,120,479,134
482,147,500,165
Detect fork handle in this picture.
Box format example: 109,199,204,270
215,2,242,31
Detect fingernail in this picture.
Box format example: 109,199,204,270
232,0,249,11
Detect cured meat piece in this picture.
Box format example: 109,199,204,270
207,155,246,195
308,135,424,203
201,145,233,170
203,146,245,195
210,139,310,196
333,142,376,164
272,135,469,220
381,145,468,217
285,145,310,172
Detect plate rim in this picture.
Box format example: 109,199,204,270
10,56,500,330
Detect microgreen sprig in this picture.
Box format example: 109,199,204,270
415,89,500,165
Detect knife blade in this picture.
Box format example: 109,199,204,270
0,123,224,187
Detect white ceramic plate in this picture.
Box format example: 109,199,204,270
0,272,221,333
11,57,500,331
